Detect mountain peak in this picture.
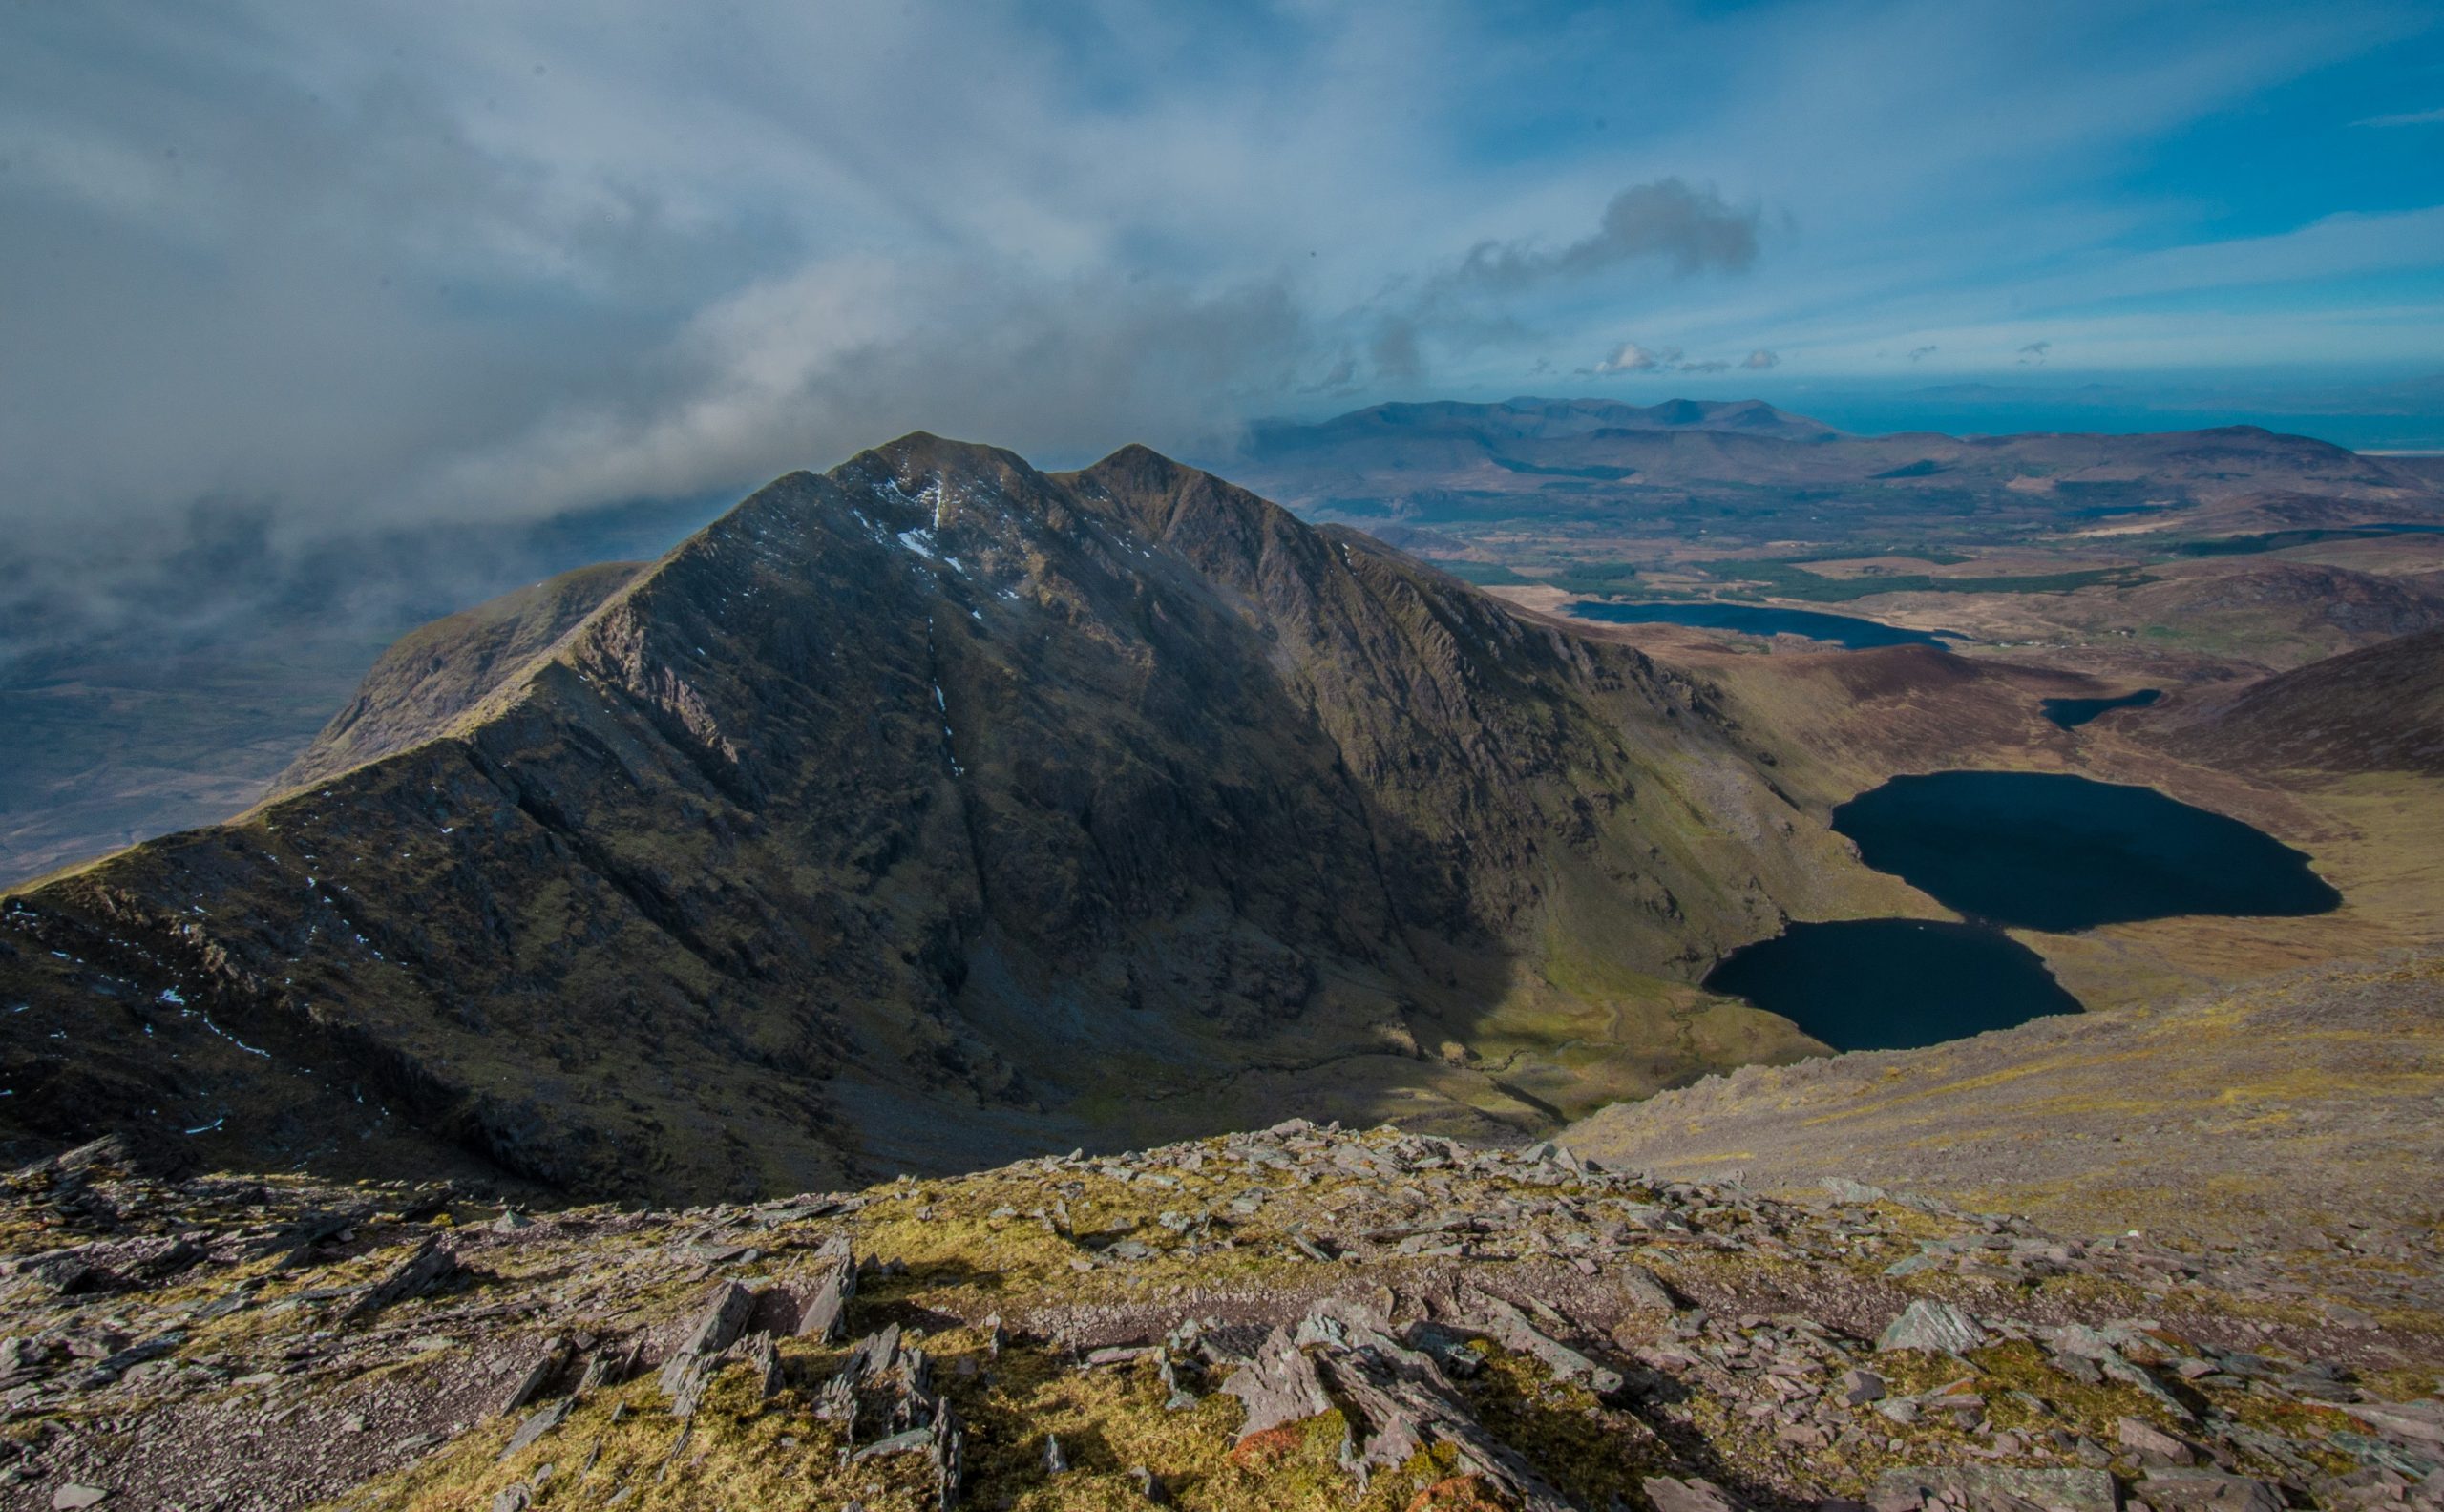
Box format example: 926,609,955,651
829,431,1045,509
0,432,1842,1201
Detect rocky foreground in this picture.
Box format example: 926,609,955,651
0,1126,2437,1512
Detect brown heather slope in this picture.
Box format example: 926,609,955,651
0,436,1879,1204
2151,627,2444,776
1562,954,2444,1264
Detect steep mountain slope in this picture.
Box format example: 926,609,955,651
0,436,1865,1204
278,560,643,789
2152,628,2444,776
0,496,721,891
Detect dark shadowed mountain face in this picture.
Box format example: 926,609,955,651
0,436,1848,1203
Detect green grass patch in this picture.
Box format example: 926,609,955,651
1436,561,1532,586
1704,559,2154,602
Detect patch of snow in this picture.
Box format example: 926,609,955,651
197,1014,271,1059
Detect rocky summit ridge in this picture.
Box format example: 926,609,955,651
0,435,1861,1205
0,1124,2435,1512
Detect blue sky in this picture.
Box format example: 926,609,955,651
3,0,2441,541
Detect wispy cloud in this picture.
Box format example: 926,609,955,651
2352,106,2444,126
1443,179,1759,294
1585,342,1675,375
1578,342,1775,377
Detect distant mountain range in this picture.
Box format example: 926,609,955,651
1243,396,1843,452
0,436,1876,1202
1224,396,2440,540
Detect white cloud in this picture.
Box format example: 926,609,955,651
1588,343,1672,374
0,0,2433,556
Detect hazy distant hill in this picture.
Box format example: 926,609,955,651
1226,397,2442,543
1243,396,1841,453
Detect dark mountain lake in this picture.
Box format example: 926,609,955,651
1566,600,1951,650
1704,919,2081,1051
1704,770,2342,1049
2040,688,2162,729
1833,770,2342,932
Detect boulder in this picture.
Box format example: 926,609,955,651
1645,1476,1751,1512
1872,1466,2119,1512
1220,1326,1330,1440
2117,1415,2198,1466
2138,1472,2283,1512
1877,1299,1989,1354
656,1281,757,1396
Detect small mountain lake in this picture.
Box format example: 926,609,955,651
2040,688,2162,729
1703,770,2342,1050
1834,770,2341,933
1566,600,1952,650
1704,919,2080,1051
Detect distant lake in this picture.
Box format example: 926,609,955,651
1833,770,2341,932
2041,688,2162,729
1705,919,2080,1051
1566,600,1951,650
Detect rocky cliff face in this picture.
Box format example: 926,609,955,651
0,436,1854,1203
